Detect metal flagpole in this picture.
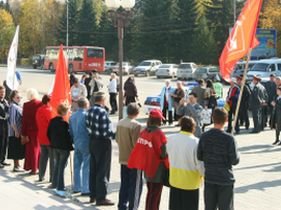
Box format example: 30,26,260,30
231,50,252,135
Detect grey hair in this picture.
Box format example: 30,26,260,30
26,88,39,101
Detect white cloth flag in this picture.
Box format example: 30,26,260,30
7,25,20,90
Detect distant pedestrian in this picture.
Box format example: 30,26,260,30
192,79,206,107
36,95,54,182
271,86,281,145
167,116,204,210
249,75,268,133
7,90,25,172
265,74,277,127
198,108,239,210
236,76,251,130
170,81,185,121
212,77,223,99
0,85,9,169
47,103,73,196
2,81,12,101
124,77,138,106
177,93,203,138
128,109,169,210
226,80,240,133
160,80,174,125
71,78,87,112
80,74,88,85
108,73,118,115
86,92,115,206
89,72,103,105
116,103,142,210
69,97,91,196
70,73,76,87
22,88,42,174
205,80,217,109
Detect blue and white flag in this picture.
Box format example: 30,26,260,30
7,25,20,90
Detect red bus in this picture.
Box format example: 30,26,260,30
43,46,105,73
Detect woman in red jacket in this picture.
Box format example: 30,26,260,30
22,89,42,174
128,109,169,210
36,95,53,182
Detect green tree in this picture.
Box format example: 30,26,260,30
58,0,79,45
191,16,217,64
76,0,97,45
0,8,15,62
18,0,42,57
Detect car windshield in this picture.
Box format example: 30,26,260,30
139,61,151,66
179,64,191,69
209,67,218,73
250,63,269,72
159,64,171,68
197,68,207,73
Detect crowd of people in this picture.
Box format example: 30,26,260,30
0,70,281,210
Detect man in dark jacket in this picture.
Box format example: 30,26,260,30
0,85,10,168
250,75,268,133
236,76,251,130
265,74,277,127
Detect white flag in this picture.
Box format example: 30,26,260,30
7,25,20,90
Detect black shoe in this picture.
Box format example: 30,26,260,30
278,142,281,146
37,177,45,182
96,199,115,206
272,140,280,145
1,162,11,166
89,197,96,203
81,192,90,196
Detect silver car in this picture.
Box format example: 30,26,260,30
177,62,197,80
156,64,178,78
247,58,281,82
194,66,220,81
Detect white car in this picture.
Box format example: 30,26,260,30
133,60,162,76
177,62,198,80
105,61,117,73
156,64,178,78
246,58,281,82
112,62,133,75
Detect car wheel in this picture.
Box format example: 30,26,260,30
49,63,55,73
134,73,138,77
157,76,160,79
33,64,37,69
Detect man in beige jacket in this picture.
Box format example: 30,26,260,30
116,103,142,210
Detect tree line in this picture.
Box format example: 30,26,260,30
0,0,280,65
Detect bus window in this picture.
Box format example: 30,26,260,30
87,48,103,58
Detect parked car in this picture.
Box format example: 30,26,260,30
246,58,281,82
231,60,258,80
32,54,45,69
156,64,178,78
177,62,197,80
112,62,133,75
105,61,117,73
133,60,162,77
194,66,220,81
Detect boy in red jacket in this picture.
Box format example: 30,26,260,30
128,109,169,210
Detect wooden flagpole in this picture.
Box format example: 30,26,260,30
231,49,252,135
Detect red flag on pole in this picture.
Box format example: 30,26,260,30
49,45,71,119
219,0,263,82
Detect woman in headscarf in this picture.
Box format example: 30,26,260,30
124,76,138,106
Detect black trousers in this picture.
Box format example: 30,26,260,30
109,93,118,113
204,182,234,210
238,108,249,129
252,106,262,132
169,187,199,210
89,140,112,202
227,108,239,133
52,148,70,191
162,105,173,124
118,165,143,210
0,122,8,163
39,145,54,182
125,96,136,106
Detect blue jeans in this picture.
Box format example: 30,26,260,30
52,148,69,191
73,146,90,194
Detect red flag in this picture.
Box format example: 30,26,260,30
219,0,263,82
49,45,71,119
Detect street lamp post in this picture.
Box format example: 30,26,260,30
105,0,135,120
66,0,69,47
